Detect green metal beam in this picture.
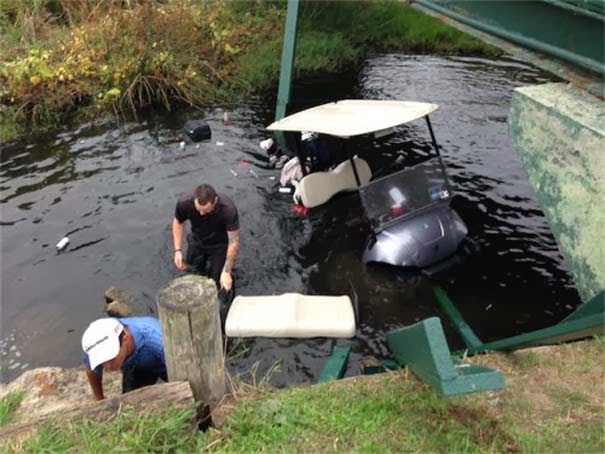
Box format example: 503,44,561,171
318,343,352,383
433,287,603,356
387,317,505,396
466,313,604,354
274,0,300,148
414,0,604,77
432,287,483,349
563,291,604,323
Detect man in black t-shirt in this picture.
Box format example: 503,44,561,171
172,184,240,292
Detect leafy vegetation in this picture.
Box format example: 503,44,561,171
0,0,500,143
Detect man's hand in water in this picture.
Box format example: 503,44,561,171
220,270,233,291
174,250,186,271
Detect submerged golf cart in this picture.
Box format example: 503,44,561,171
267,100,467,269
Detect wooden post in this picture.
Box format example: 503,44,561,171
157,275,225,406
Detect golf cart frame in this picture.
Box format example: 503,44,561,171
267,100,467,269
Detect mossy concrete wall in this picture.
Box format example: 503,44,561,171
509,82,604,303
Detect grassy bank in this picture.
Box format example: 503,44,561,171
2,338,603,452
0,391,24,427
0,0,499,143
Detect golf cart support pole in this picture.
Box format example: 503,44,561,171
425,115,453,188
425,115,441,157
342,140,362,187
273,0,300,149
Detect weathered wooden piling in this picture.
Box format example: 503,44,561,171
157,274,225,406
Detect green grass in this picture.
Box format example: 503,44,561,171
3,336,604,453
3,406,202,453
210,377,518,453
2,376,519,453
233,1,500,95
0,391,25,427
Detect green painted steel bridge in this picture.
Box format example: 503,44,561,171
275,1,604,392
411,0,604,96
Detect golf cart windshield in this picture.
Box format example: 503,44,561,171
359,158,451,231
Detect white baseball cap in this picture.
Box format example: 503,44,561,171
81,318,124,370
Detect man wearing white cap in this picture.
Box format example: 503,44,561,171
82,317,167,400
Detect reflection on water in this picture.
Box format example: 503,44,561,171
0,55,579,385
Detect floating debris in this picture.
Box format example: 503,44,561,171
292,204,309,216
179,141,186,149
249,169,258,178
56,236,69,252
216,141,225,146
230,169,238,177
485,304,492,311
269,176,276,180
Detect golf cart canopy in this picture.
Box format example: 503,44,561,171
267,100,439,138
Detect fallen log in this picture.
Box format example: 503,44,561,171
0,381,195,442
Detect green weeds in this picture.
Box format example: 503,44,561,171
1,1,500,143
2,406,201,453
0,390,25,427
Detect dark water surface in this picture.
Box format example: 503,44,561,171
1,55,580,385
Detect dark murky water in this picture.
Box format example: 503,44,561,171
0,55,580,385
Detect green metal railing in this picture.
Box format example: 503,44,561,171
415,0,605,77
273,0,300,148
434,287,604,355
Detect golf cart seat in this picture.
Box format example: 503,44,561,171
225,293,356,338
297,157,372,208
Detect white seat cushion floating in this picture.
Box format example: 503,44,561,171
225,293,356,338
298,157,371,208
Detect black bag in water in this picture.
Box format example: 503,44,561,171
184,120,211,142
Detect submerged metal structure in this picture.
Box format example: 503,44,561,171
274,2,604,381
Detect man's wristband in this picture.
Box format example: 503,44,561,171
174,249,182,254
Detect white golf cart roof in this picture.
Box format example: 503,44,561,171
267,100,439,138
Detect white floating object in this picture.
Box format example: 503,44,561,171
195,144,200,149
225,293,356,338
269,176,276,180
260,138,274,151
249,169,258,178
216,141,224,146
179,141,186,149
56,236,69,251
